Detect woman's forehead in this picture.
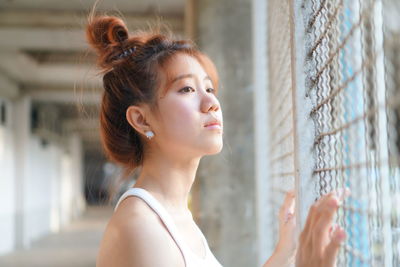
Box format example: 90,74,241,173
167,54,206,76
161,54,209,89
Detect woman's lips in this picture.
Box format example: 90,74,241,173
205,124,222,130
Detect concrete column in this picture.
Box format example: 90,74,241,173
252,0,270,264
0,98,16,255
196,1,256,266
13,96,31,249
68,133,85,219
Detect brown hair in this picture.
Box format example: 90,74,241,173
85,15,219,175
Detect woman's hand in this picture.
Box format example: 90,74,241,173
264,191,297,267
296,189,349,267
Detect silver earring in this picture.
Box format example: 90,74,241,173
145,131,154,140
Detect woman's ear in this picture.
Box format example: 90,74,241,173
126,105,152,136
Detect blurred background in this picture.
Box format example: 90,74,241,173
1,0,400,267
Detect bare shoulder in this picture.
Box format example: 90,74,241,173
96,196,185,267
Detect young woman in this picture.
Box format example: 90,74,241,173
86,15,348,267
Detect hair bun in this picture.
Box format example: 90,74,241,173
86,16,129,68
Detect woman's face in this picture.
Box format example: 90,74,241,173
150,53,223,157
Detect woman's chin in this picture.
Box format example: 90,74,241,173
203,142,223,155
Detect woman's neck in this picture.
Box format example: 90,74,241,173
133,153,201,216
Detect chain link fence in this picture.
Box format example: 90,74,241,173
267,0,297,245
266,0,400,265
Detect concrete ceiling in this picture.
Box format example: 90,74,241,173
0,0,184,14
0,0,186,155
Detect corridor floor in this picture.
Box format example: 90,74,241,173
0,205,113,267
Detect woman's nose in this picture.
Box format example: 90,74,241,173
201,93,220,113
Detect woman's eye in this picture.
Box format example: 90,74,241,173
207,88,216,94
179,86,195,93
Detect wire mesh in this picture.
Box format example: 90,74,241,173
303,0,399,265
266,0,296,247
266,0,400,265
382,0,400,264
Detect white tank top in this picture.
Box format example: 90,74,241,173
114,187,224,267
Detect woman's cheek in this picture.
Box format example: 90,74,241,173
160,107,192,135
159,95,199,135
172,100,196,122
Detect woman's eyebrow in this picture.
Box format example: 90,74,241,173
171,73,212,84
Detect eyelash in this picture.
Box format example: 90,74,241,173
179,86,216,94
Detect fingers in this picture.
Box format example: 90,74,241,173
324,226,346,265
312,187,350,245
329,224,339,239
301,187,349,237
279,190,295,220
282,190,295,210
300,202,317,244
311,189,349,257
285,212,296,225
297,189,350,267
312,193,340,254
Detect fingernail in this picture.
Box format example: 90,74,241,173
285,212,294,223
329,198,339,208
335,229,346,243
329,224,337,234
329,224,339,238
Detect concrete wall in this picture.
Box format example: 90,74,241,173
0,99,16,254
0,96,85,255
196,0,257,266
